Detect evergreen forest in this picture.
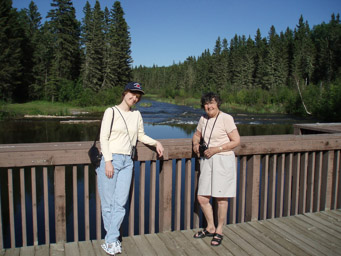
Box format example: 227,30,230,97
1,0,341,121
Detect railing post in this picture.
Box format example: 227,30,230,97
321,150,334,210
245,155,261,222
159,159,172,232
54,166,66,242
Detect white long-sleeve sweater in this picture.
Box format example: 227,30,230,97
100,106,157,161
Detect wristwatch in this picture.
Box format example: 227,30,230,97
219,146,223,151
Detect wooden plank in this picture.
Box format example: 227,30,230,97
50,243,65,256
19,246,35,256
121,236,142,256
79,240,96,256
165,231,203,256
223,225,263,255
132,235,157,256
35,244,50,256
314,152,323,211
268,154,277,218
248,221,308,255
322,151,335,210
31,167,38,246
313,211,341,228
306,152,316,212
3,247,20,256
128,167,135,236
284,216,341,248
303,212,341,234
65,241,80,256
144,233,173,256
299,152,308,214
296,214,341,239
269,217,335,255
239,222,292,255
91,240,107,256
276,154,285,218
291,153,300,215
228,223,280,255
182,230,220,256
262,220,320,256
158,232,187,256
332,150,340,209
191,229,239,256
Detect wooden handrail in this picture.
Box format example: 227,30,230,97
0,133,340,249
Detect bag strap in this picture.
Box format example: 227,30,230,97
114,106,137,150
92,107,115,146
202,112,220,147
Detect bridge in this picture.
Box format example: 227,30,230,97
0,126,340,255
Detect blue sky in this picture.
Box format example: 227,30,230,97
12,0,341,67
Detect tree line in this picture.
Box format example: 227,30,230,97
0,0,131,106
133,14,341,120
1,0,340,120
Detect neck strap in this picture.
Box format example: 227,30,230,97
202,112,220,147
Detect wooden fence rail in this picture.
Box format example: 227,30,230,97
0,134,340,249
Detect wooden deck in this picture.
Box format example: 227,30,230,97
294,123,341,135
3,209,341,256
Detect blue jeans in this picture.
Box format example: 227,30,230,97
96,154,133,243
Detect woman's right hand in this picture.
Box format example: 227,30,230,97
193,144,200,157
105,161,114,178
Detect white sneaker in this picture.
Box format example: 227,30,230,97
114,241,122,254
101,243,116,255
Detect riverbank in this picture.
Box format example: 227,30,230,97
145,94,286,114
0,96,286,121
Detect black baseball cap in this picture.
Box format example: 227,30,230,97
124,82,145,94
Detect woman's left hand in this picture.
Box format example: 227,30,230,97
156,141,164,157
204,147,220,159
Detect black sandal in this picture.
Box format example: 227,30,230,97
211,233,223,246
193,229,215,238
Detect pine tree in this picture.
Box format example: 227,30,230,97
0,0,24,102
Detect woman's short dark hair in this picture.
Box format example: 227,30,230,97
201,92,222,109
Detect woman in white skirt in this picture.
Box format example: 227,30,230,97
192,92,240,246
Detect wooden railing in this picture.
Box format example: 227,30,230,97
0,133,340,249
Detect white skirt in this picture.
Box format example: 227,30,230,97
197,153,236,198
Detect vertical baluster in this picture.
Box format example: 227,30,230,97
336,150,341,209
20,168,27,246
184,159,191,229
313,152,323,212
95,173,101,240
43,167,50,244
260,155,269,220
306,152,316,213
321,150,334,210
139,162,145,235
84,165,90,240
31,167,38,245
149,161,156,234
268,154,277,219
238,156,247,223
192,158,200,228
299,152,308,214
228,155,238,224
332,150,340,209
283,153,293,216
245,155,261,222
54,166,66,242
159,159,172,232
174,159,181,231
128,163,135,236
8,168,15,248
276,154,285,218
73,166,78,242
291,153,301,215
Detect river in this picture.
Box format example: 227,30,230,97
0,99,317,144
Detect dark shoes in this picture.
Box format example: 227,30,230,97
211,233,223,246
193,229,215,238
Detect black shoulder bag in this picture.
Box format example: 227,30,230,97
88,108,115,169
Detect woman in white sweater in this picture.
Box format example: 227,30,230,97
97,82,164,255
